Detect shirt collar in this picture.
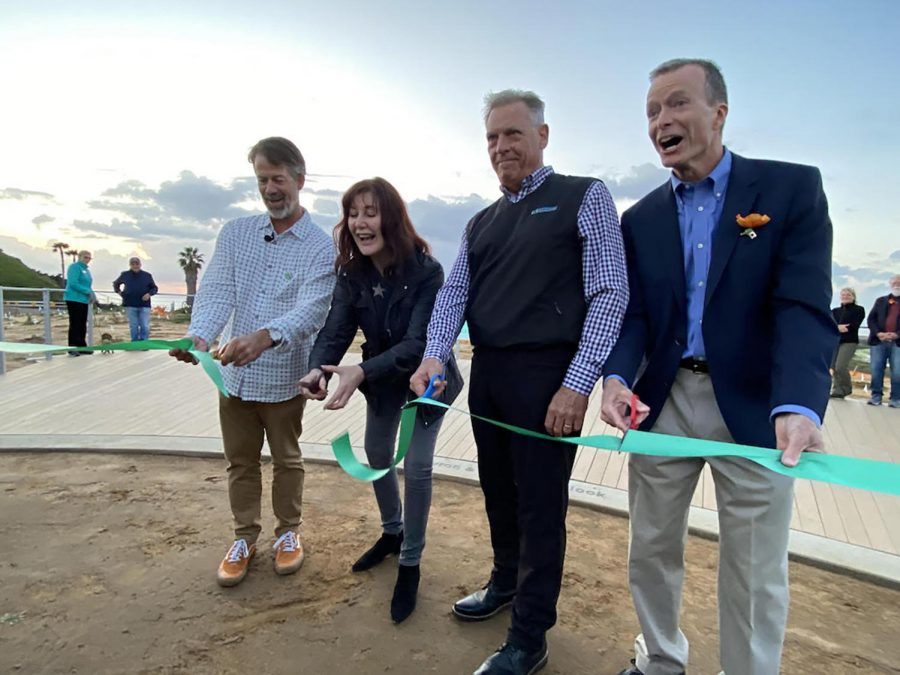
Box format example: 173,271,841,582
257,209,312,239
670,148,732,195
500,165,554,200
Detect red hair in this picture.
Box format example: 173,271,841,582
334,177,430,274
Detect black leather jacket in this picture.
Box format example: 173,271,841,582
308,250,463,424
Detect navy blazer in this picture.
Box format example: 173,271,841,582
603,154,837,448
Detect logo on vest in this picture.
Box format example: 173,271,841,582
530,205,558,215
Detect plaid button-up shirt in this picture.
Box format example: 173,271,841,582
189,211,336,402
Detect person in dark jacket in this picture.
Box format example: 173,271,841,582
830,287,865,398
113,257,158,341
302,177,462,623
866,274,900,407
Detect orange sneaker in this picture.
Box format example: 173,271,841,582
273,531,304,575
216,539,256,587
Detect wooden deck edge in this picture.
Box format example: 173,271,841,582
2,433,898,590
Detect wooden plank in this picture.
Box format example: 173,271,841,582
2,355,900,557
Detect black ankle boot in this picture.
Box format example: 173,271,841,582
351,531,403,572
390,563,420,623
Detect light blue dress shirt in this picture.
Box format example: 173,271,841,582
609,149,820,427
672,150,732,359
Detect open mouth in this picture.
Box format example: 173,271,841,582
355,232,376,244
659,135,683,152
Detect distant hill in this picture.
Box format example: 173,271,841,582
0,250,63,290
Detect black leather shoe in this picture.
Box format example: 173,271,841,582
452,583,516,621
615,659,684,675
390,563,419,623
616,660,643,675
473,642,548,675
351,531,403,572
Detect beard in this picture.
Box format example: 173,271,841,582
264,194,296,220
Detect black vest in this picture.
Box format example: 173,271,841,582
466,173,594,349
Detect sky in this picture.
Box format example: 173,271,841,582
0,0,898,309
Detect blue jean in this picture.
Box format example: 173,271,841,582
125,306,151,341
870,342,900,402
364,401,442,566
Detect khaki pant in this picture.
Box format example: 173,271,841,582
629,369,794,675
830,342,857,397
218,393,306,544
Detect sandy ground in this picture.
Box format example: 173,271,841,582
0,453,897,675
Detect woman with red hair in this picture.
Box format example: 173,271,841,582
302,177,462,622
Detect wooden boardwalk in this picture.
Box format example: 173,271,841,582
1,350,899,557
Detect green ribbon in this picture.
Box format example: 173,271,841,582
0,339,228,397
5,338,897,497
331,397,900,496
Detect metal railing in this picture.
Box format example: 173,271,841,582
0,286,196,375
0,285,879,378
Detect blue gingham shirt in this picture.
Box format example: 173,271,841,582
189,212,336,402
424,166,629,396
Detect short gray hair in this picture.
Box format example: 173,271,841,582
483,89,545,126
840,286,857,301
248,137,306,179
650,58,728,105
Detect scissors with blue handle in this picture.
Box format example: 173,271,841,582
422,373,445,400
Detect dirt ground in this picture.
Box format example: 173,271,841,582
0,454,897,675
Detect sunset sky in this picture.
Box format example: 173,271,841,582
1,0,897,308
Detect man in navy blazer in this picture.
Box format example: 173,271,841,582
601,59,836,675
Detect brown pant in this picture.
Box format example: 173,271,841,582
218,393,306,544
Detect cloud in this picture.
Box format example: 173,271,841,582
91,171,256,226
0,187,56,201
406,194,492,270
313,198,340,217
832,253,899,311
595,164,670,201
32,214,55,227
70,218,219,243
77,171,261,246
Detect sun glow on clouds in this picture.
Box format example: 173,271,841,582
0,21,483,261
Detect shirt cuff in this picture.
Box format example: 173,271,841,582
264,323,290,353
770,404,822,428
562,359,600,397
604,374,630,389
423,344,450,364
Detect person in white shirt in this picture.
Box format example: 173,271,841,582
170,137,335,587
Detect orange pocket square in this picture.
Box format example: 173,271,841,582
735,213,770,228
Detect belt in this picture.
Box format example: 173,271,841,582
679,357,709,374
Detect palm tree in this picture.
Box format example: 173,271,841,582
178,247,204,310
52,242,69,278
65,249,79,264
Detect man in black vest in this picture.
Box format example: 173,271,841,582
411,89,628,675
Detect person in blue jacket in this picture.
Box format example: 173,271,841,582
63,250,95,356
113,257,159,341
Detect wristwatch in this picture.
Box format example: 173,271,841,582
267,328,283,348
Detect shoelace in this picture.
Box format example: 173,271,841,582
226,539,250,562
273,531,298,552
